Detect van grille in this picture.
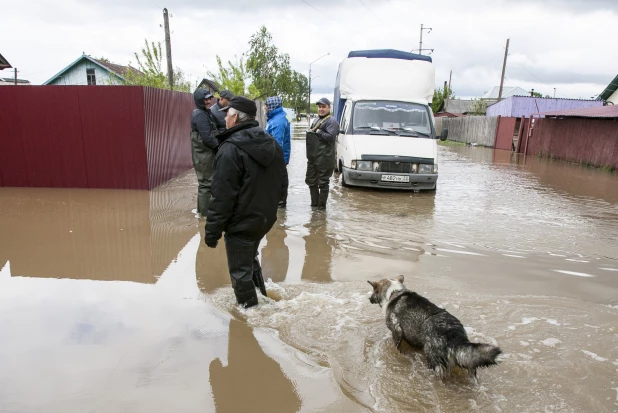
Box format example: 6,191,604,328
379,162,412,173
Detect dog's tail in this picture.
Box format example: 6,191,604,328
454,342,502,377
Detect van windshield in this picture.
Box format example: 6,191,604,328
352,101,433,137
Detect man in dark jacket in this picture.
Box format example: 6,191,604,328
210,90,234,130
265,96,291,208
306,97,339,210
190,88,219,218
205,96,286,308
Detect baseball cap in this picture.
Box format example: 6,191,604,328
219,90,234,100
316,97,331,106
219,96,257,117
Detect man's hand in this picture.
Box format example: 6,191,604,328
205,236,218,248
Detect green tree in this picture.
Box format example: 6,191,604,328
123,39,192,92
246,26,281,97
431,85,455,114
207,55,250,96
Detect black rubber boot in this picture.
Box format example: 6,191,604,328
233,281,259,308
310,186,320,208
317,188,329,210
252,267,267,297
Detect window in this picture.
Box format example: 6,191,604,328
86,68,96,85
352,101,433,138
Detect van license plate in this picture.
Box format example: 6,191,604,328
381,175,409,183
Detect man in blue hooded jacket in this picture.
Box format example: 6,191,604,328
265,96,291,208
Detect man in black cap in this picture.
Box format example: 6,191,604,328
306,97,339,209
190,88,219,218
210,90,234,130
205,96,286,308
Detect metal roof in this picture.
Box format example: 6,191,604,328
43,54,142,85
0,53,11,70
537,105,618,119
598,74,618,101
482,86,528,99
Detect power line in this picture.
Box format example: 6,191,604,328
358,0,386,25
299,0,336,22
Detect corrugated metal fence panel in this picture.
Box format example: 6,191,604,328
442,116,498,147
526,118,618,169
0,87,27,186
0,87,89,187
78,86,148,189
494,117,517,150
143,87,194,189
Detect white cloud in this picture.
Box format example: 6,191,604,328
1,0,616,100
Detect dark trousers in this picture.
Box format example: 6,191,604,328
224,233,264,292
190,131,215,216
281,166,289,204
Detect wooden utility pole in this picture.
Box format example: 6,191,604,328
163,8,174,90
497,38,510,102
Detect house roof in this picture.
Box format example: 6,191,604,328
439,99,476,114
198,78,221,92
0,78,30,84
537,105,618,119
43,54,142,85
0,53,12,70
598,74,618,101
482,86,528,99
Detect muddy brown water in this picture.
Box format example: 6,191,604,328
1,124,617,412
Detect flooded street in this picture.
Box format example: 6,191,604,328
1,122,618,412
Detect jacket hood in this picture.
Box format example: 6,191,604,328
223,121,278,167
194,89,207,109
267,106,284,120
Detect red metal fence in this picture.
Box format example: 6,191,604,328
0,86,194,189
494,116,517,150
521,118,618,169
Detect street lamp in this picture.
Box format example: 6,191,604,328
307,52,330,125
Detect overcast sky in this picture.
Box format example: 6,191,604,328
1,0,616,100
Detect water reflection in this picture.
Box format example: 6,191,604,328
301,211,335,282
261,210,290,283
0,183,197,283
209,318,301,413
195,226,231,294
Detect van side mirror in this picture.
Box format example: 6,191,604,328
440,128,448,141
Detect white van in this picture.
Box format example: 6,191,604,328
333,50,447,191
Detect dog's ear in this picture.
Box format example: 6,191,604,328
396,275,404,283
367,280,377,289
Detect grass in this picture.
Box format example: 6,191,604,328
438,139,467,147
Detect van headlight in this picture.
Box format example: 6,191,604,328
355,160,372,171
419,164,434,174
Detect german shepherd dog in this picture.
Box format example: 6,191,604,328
368,275,501,378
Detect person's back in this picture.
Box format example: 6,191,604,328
211,123,284,238
205,96,286,308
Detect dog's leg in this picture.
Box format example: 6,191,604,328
391,324,404,352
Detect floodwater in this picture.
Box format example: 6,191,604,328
1,122,617,412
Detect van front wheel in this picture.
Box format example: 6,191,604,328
340,162,349,188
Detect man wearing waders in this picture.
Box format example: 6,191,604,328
306,97,340,210
190,88,219,218
205,97,286,308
